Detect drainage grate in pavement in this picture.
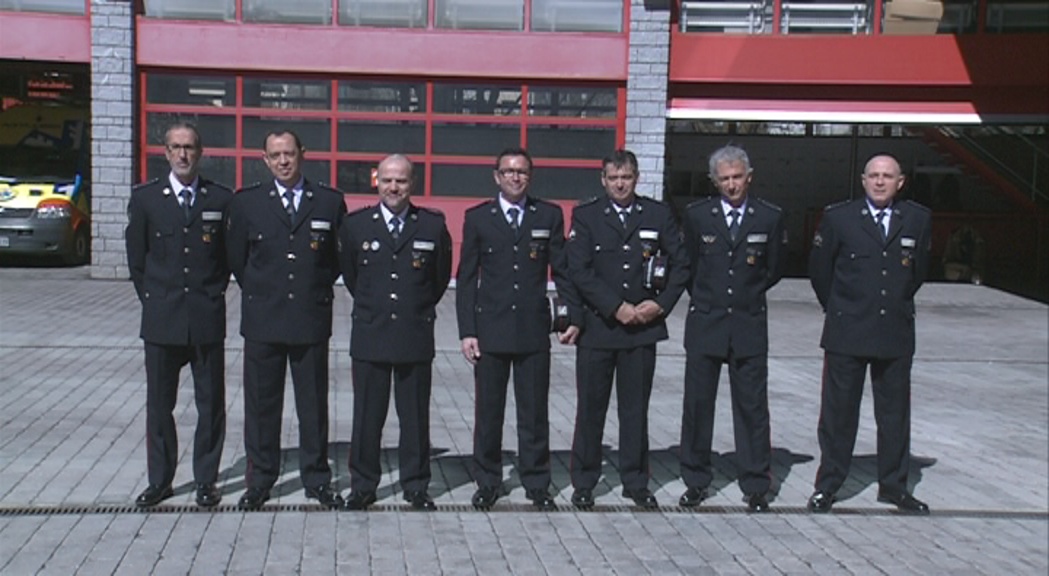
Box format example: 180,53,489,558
1,504,1046,519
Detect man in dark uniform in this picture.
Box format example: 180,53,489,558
456,148,580,511
807,154,933,515
678,145,786,513
126,122,232,508
226,129,345,510
566,149,689,509
339,154,452,511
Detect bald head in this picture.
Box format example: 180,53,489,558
862,154,905,209
376,154,414,213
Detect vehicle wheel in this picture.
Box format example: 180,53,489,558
64,226,90,266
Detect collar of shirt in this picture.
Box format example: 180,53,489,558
168,173,199,204
498,195,526,224
379,203,408,227
721,198,747,225
610,201,633,218
866,200,892,221
275,178,304,208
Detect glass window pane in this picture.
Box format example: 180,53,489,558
986,0,1049,33
530,166,603,201
243,116,332,151
337,81,425,112
338,120,425,154
780,0,872,35
532,0,623,32
146,113,237,149
528,86,617,118
147,154,236,188
431,164,497,197
432,123,520,156
336,159,427,194
146,74,235,107
244,78,331,111
143,0,233,20
242,158,332,188
434,83,521,115
244,0,332,24
2,0,85,15
527,125,614,159
436,0,523,30
338,0,428,27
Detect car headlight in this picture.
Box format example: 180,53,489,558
36,202,73,219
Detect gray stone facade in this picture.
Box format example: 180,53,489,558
625,0,671,201
90,0,135,279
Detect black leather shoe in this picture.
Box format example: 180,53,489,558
571,488,594,509
746,492,770,513
135,484,173,508
679,487,709,508
195,483,220,508
342,490,377,511
525,488,556,511
238,487,270,510
623,487,659,509
404,490,436,511
807,491,834,513
305,484,344,509
878,491,930,515
471,486,501,510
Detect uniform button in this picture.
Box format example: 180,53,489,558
882,270,887,276
727,306,733,314
622,263,630,270
289,234,294,240
183,267,189,274
511,304,516,311
287,253,296,261
392,254,398,260
391,272,398,280
288,293,295,300
390,293,398,301
183,287,189,293
513,284,519,290
391,313,398,320
728,269,734,276
183,227,189,234
850,253,856,259
880,289,886,296
882,251,888,257
513,264,519,271
727,287,733,295
183,247,190,254
288,273,295,280
622,282,629,289
880,309,886,315
513,246,518,252
727,250,733,257
623,244,630,251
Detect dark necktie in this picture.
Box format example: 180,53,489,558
729,209,740,241
283,191,296,224
390,216,401,240
876,210,888,241
508,207,520,238
618,208,629,228
180,189,192,223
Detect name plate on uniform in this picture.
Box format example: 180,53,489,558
901,237,916,248
202,211,223,221
747,233,768,243
531,229,550,239
413,240,435,251
639,230,659,240
311,220,331,231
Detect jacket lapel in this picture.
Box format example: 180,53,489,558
859,202,883,245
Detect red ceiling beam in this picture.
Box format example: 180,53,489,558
0,12,90,63
137,18,628,81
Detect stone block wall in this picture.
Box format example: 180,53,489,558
625,0,671,201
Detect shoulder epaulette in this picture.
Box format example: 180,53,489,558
824,199,850,212
315,182,344,195
237,182,263,193
347,204,374,217
755,197,782,212
417,205,445,217
903,199,931,213
132,178,159,190
465,199,495,213
578,195,601,207
686,196,714,211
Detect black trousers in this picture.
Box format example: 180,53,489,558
680,352,771,495
571,344,655,492
143,341,225,487
472,350,551,492
242,339,331,491
349,359,432,494
815,351,913,495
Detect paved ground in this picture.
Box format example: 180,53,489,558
0,266,1046,575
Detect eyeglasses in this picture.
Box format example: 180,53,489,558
166,144,199,154
497,168,530,178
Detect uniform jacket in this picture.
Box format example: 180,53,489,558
340,203,452,363
567,195,689,349
456,196,579,354
226,179,346,344
682,196,786,358
126,176,233,345
809,198,932,358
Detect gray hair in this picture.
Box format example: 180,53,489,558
708,145,752,179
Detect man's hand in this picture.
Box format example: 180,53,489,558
634,300,664,324
558,325,580,345
461,337,481,365
615,302,638,325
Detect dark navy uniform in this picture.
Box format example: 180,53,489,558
126,176,232,489
456,196,577,493
225,179,346,492
566,195,689,492
339,203,452,495
679,196,786,497
809,198,932,497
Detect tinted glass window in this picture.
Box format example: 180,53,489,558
146,113,236,148
338,120,426,154
433,83,522,116
147,74,235,108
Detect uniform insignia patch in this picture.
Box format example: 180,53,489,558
639,230,659,240
702,235,716,244
813,232,823,248
370,240,380,251
747,234,767,243
531,229,551,239
901,237,916,248
413,240,435,251
202,211,222,221
311,220,331,231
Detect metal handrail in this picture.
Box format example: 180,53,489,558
948,128,1049,203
